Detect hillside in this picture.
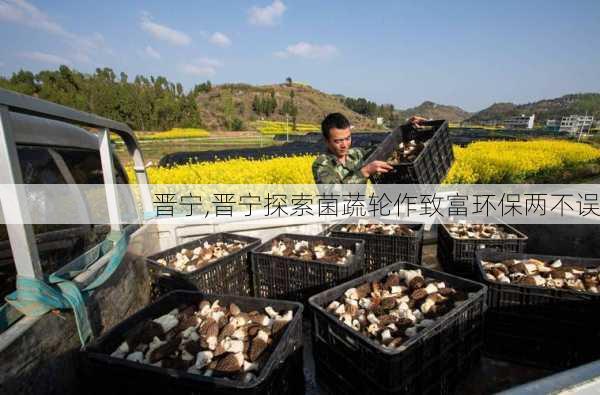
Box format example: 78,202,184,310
196,83,378,131
397,101,471,122
467,93,600,123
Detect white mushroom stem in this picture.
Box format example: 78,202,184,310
153,313,179,333
390,286,404,294
199,304,212,317
195,351,214,369
524,263,538,275
211,310,225,323
144,337,166,362
404,270,422,286
206,336,217,351
256,330,270,344
281,310,293,322
344,288,360,300
551,259,562,268
243,361,259,372
223,339,245,353
359,298,372,309
367,313,380,325
381,329,392,343
424,283,438,294
111,341,130,359
265,306,278,319
340,314,353,327
367,323,379,336
232,328,247,341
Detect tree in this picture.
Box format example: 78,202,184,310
285,77,292,87
221,89,235,130
193,80,212,95
252,95,261,114
231,117,244,131
281,91,298,130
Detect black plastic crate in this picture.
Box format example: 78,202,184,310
475,250,600,370
309,262,486,394
146,233,261,299
81,291,304,395
437,223,527,278
327,219,424,273
251,233,365,302
314,337,482,395
364,120,454,185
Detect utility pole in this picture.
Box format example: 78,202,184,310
286,114,289,143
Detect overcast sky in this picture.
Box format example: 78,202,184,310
1,0,599,112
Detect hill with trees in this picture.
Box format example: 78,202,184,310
467,93,600,123
396,101,471,123
195,82,378,131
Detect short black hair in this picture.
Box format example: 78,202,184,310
321,112,350,139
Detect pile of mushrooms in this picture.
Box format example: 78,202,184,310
265,237,354,265
339,223,415,236
446,224,520,240
326,269,470,349
156,240,247,273
482,258,600,293
110,299,294,382
387,140,425,164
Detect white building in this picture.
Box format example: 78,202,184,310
376,117,384,126
559,115,594,134
504,114,535,129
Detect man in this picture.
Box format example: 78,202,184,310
312,112,427,184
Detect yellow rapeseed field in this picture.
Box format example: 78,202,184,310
135,155,316,184
129,139,600,184
136,128,210,140
444,139,600,183
253,121,319,135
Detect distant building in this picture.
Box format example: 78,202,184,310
559,115,594,134
504,114,535,129
545,119,560,132
376,117,384,126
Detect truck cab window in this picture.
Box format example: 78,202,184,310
0,145,127,301
54,147,129,184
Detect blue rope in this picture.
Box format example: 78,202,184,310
2,224,136,346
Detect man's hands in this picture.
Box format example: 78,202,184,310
407,116,428,128
360,160,393,177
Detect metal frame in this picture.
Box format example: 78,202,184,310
0,88,153,281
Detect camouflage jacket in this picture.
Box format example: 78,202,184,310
312,147,375,184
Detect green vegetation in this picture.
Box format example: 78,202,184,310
342,96,398,125
0,66,207,131
252,90,277,117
